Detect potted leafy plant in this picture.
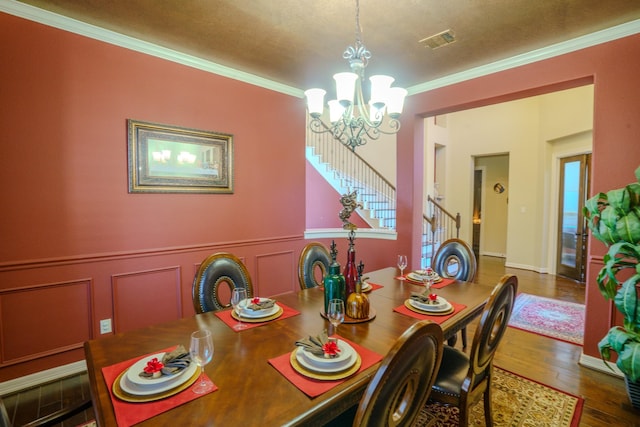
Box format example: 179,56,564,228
583,165,640,409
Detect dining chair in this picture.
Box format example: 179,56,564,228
192,252,254,313
352,321,444,427
297,242,331,290
428,274,518,427
432,238,477,348
1,396,92,427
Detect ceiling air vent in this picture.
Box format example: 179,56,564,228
419,29,456,50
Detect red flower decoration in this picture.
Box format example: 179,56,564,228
322,341,341,357
251,297,261,304
143,357,164,374
429,293,438,302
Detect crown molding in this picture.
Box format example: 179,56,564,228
3,1,640,98
407,19,640,95
0,0,303,97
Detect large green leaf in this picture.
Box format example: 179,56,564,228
616,211,640,244
635,165,640,184
628,182,640,208
617,340,640,382
599,218,619,245
614,274,640,329
600,205,619,229
607,188,631,212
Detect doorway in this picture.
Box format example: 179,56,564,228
556,154,591,282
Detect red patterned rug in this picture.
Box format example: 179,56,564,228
415,367,583,427
508,293,584,345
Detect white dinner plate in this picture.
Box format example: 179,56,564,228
240,298,280,319
409,297,452,313
407,272,441,283
296,345,357,373
301,340,354,368
125,352,192,387
121,356,197,395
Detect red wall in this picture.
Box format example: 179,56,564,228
2,10,638,380
394,34,640,361
0,12,395,381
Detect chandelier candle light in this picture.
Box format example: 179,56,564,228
304,0,407,151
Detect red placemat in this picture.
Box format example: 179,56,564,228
268,336,383,398
215,302,300,331
102,347,217,427
393,301,467,324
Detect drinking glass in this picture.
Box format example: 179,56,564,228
327,298,345,335
231,288,248,331
189,329,214,394
422,274,434,294
397,255,408,280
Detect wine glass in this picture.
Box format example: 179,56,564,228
327,299,345,335
189,329,214,394
422,271,434,295
231,288,248,331
397,255,408,280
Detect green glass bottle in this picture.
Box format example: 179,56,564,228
323,240,346,314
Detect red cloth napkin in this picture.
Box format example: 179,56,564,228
393,301,467,324
102,347,217,427
268,336,383,398
215,302,300,331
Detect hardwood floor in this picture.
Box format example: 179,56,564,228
2,255,638,426
471,256,639,426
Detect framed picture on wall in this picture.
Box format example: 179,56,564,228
127,119,233,193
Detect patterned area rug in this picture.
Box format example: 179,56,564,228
507,293,584,345
415,367,583,427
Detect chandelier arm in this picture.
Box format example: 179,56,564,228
373,118,402,135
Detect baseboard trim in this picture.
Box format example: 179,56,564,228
579,353,623,378
0,360,87,396
504,261,548,274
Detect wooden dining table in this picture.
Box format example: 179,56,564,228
84,267,496,426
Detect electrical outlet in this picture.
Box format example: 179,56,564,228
100,318,112,334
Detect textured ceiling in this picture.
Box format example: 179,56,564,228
15,0,640,91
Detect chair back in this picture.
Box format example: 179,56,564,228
468,275,518,386
192,252,254,313
353,321,444,427
432,238,477,281
297,242,331,289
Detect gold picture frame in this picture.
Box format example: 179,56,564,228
127,120,233,194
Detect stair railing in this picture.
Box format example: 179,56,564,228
423,195,460,266
307,127,396,229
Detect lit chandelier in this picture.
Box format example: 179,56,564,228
304,0,407,151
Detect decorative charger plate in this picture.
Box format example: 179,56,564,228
112,364,199,402
232,305,284,323
404,299,455,316
240,299,280,318
298,340,355,371
290,348,362,380
320,307,376,324
125,352,192,388
409,296,451,312
406,272,443,284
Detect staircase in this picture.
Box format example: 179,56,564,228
422,196,461,268
306,132,396,229
306,129,460,265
